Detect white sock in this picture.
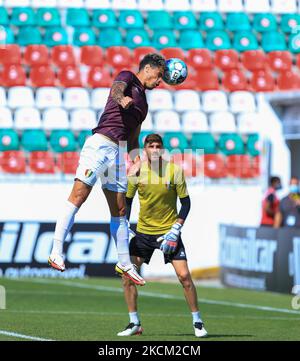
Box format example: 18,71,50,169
129,312,140,325
51,201,79,255
110,216,131,266
192,311,202,324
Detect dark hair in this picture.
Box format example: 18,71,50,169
144,133,163,147
269,176,281,185
139,53,166,71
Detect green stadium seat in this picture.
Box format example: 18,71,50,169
288,33,300,53
261,31,287,52
191,133,217,154
119,10,144,29
281,14,300,34
11,7,36,27
253,13,277,33
199,12,224,32
50,130,77,153
78,130,92,149
178,30,204,50
98,28,123,48
17,27,41,46
147,10,172,30
218,133,244,155
206,30,231,51
73,27,96,46
0,7,9,25
44,27,68,47
163,132,189,152
0,129,19,151
226,13,251,32
247,134,260,156
173,11,197,30
0,26,14,45
36,8,61,27
233,31,259,52
124,29,150,48
92,9,117,28
152,30,177,50
21,130,48,152
66,8,90,27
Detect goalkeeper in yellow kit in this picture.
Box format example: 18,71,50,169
116,133,208,338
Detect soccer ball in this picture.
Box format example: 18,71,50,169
163,58,188,86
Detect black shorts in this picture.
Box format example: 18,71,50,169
129,231,187,264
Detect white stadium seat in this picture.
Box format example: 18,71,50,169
272,0,297,14
36,87,62,109
31,0,57,7
138,0,164,11
218,0,243,12
7,87,34,109
141,113,153,131
182,111,209,132
244,0,270,13
153,110,181,132
0,107,13,128
202,91,228,113
85,0,110,8
57,0,84,8
91,88,110,110
14,107,42,130
164,0,190,11
174,90,201,112
147,89,173,111
229,91,256,113
5,0,30,6
237,113,261,133
210,112,236,133
43,108,69,130
191,0,217,12
70,109,97,131
0,87,6,107
63,88,90,110
111,0,137,9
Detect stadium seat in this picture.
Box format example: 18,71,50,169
281,14,300,34
51,45,76,67
118,10,144,29
182,111,209,132
194,69,219,91
0,129,19,151
153,110,181,132
21,129,48,151
66,8,90,27
204,154,227,178
186,49,213,69
178,30,204,50
70,109,97,131
98,28,123,48
73,27,96,47
160,48,185,61
14,107,42,130
252,155,261,177
0,45,21,65
237,113,260,134
57,0,84,7
151,30,177,50
218,133,245,155
163,132,189,152
218,0,243,12
44,27,68,47
147,89,173,111
246,133,260,156
7,86,34,108
138,0,164,11
36,87,62,109
57,151,79,174
229,91,256,113
0,150,26,174
92,9,117,28
90,88,110,110
32,0,57,6
0,107,13,128
87,67,112,88
171,152,203,178
253,14,277,33
272,0,297,14
147,10,172,30
29,151,56,174
57,66,82,87
210,112,236,133
0,26,14,45
244,0,270,13
30,65,56,87
214,50,239,70
250,70,276,92
0,6,9,25
173,11,197,30
206,30,231,51
191,133,217,154
111,0,137,9
233,31,259,52
11,7,35,27
36,7,61,27
261,31,287,52
63,88,90,109
165,0,191,11
0,87,6,107
24,45,49,66
191,0,217,12
173,90,201,112
288,33,300,53
241,50,266,71
132,46,156,66
199,12,223,32
267,51,293,71
80,46,103,66
43,108,69,130
106,46,132,71
225,12,250,32
278,70,300,90
5,0,31,5
1,65,26,87
226,155,254,178
222,69,248,92
202,90,228,112
50,130,77,153
141,113,153,131
17,27,42,46
78,130,92,148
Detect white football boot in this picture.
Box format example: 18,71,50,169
117,323,143,336
115,263,146,286
194,322,208,338
48,252,65,272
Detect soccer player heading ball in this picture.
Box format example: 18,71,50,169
48,53,166,286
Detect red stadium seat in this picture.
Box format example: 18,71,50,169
171,152,203,178
241,50,266,71
186,49,213,69
132,47,156,66
87,66,112,88
30,65,56,87
1,65,26,86
24,45,49,66
250,70,276,92
277,70,300,90
222,69,248,91
226,155,255,178
56,151,79,174
29,151,56,174
52,45,76,67
252,155,261,177
58,65,82,87
106,46,132,71
160,47,186,60
215,49,239,70
194,69,219,90
0,45,21,65
268,51,292,72
0,150,26,174
204,154,227,178
80,46,104,66
295,54,300,71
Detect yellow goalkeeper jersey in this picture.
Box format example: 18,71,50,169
126,160,189,235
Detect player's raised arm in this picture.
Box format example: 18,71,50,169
111,81,133,109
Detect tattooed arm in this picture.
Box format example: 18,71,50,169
111,81,133,109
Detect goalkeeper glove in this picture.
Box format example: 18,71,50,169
157,222,182,255
127,220,136,242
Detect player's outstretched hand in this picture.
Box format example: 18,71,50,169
120,96,133,109
128,156,141,177
157,222,182,254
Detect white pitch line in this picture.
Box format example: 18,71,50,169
0,330,53,341
11,278,300,316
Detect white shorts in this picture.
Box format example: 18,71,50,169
75,133,127,193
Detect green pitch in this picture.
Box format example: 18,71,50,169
0,277,299,341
